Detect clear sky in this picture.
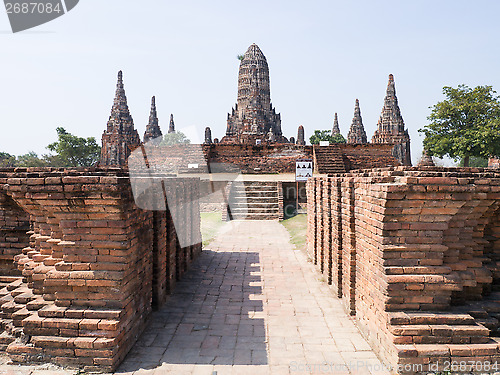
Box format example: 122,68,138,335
1,0,499,165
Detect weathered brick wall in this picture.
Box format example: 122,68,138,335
0,167,201,372
206,143,313,174
307,167,500,374
338,143,399,171
0,189,30,275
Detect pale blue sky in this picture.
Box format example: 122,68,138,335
1,0,499,165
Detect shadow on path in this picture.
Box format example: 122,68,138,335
117,249,267,372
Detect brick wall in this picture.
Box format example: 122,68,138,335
0,187,30,275
206,143,313,174
0,167,201,372
338,143,399,171
307,167,500,374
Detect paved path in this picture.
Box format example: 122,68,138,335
0,220,389,375
116,221,389,375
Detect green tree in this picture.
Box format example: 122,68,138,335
47,127,101,167
458,156,489,167
237,54,244,61
160,131,191,146
0,152,16,167
309,130,346,145
419,85,500,167
16,151,48,167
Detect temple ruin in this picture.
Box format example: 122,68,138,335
307,167,500,374
2,43,499,374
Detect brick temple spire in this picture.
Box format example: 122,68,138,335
143,96,163,145
204,127,212,144
297,125,306,145
417,149,435,167
347,99,367,144
223,43,287,143
372,74,411,165
100,71,141,167
332,113,340,136
168,114,175,134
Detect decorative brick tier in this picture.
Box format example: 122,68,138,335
0,167,201,372
307,166,500,374
313,145,346,175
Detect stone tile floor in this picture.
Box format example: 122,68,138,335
0,220,389,375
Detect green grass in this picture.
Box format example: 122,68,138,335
281,214,307,251
200,212,225,247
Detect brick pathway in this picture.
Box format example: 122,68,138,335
0,220,389,375
116,220,389,375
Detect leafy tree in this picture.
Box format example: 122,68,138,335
419,85,500,167
458,156,489,167
237,54,244,61
160,131,191,146
331,133,347,144
47,127,101,167
0,152,16,167
16,152,48,167
309,130,346,145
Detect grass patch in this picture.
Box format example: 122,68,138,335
201,212,225,247
281,214,307,251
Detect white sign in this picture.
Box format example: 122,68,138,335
296,159,313,181
319,141,330,146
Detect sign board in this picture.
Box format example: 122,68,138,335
296,159,313,181
319,141,330,146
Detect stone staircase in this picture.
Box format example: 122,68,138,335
225,181,281,220
313,145,346,175
389,311,491,345
389,311,500,371
0,231,123,371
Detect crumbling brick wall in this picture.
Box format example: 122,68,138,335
307,167,500,374
0,167,201,372
0,188,30,275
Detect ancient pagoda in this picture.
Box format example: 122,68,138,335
100,71,141,166
347,99,367,144
372,74,411,165
332,113,340,136
222,44,287,144
143,96,163,145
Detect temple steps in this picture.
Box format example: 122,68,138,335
226,181,280,220
389,311,492,346
396,340,500,361
390,324,490,344
313,145,346,175
389,312,476,325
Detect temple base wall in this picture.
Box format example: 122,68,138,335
307,166,500,374
0,167,201,372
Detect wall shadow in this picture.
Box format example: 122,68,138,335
117,249,267,371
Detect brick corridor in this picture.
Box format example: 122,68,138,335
116,220,389,375
0,220,389,375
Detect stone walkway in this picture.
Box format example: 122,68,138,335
116,220,389,375
0,220,389,375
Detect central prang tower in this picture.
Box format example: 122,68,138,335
223,44,287,143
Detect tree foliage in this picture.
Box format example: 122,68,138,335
47,127,101,167
419,85,500,166
458,156,489,168
309,130,346,145
160,131,191,146
16,151,48,167
0,152,16,167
